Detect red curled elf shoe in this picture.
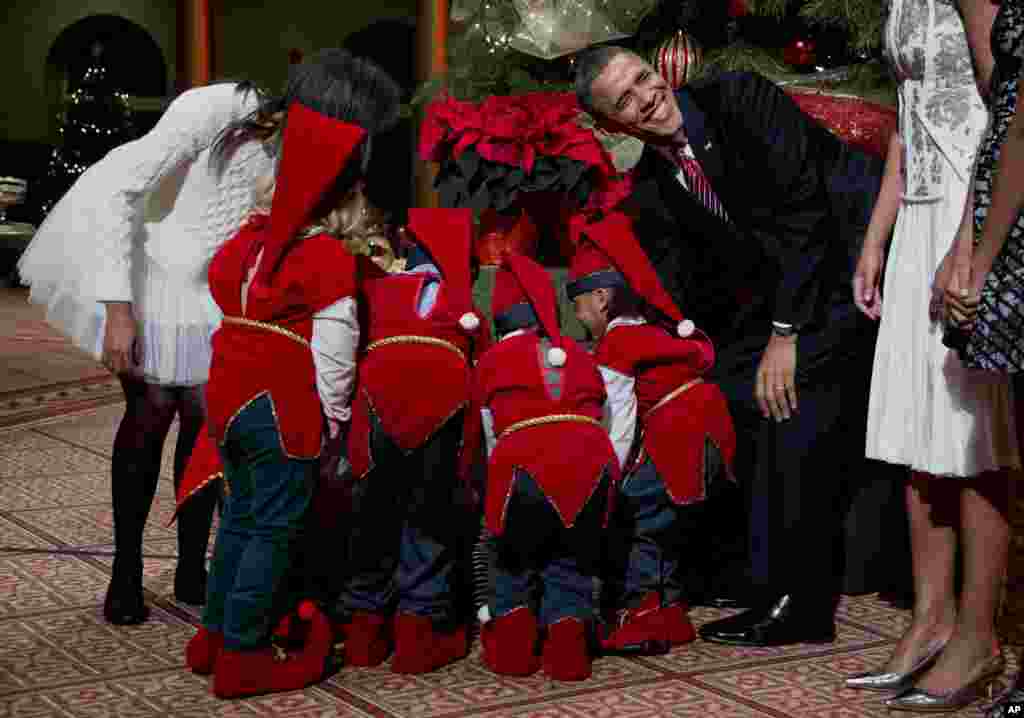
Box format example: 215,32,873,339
345,611,392,667
391,613,469,674
273,609,347,650
481,606,541,677
542,617,592,681
212,600,332,699
600,592,696,655
185,626,224,675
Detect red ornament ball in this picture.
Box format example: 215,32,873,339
651,31,703,90
783,37,817,69
727,0,748,18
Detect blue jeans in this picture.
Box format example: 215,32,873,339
489,469,608,626
341,410,467,626
605,457,697,610
201,394,315,650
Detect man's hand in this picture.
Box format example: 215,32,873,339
853,242,885,320
101,302,137,375
756,334,798,422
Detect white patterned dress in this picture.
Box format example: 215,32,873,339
17,82,276,386
866,0,1019,476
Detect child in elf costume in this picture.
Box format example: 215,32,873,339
180,101,372,698
340,207,490,674
567,212,736,655
463,253,620,681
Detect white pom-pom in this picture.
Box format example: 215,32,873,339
459,312,480,331
477,604,492,624
547,347,567,367
677,319,695,338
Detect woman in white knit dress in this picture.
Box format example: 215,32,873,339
849,0,1018,706
17,49,373,625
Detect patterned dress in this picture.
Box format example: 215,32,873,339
866,0,1018,476
965,0,1024,372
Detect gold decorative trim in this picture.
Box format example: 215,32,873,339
222,316,310,349
168,471,224,526
365,335,465,363
357,388,466,478
644,378,704,420
220,390,320,461
498,413,602,441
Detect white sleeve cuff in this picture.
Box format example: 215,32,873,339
312,296,359,424
599,365,637,470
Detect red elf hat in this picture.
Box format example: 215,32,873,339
492,253,568,367
567,212,696,338
251,101,368,290
405,207,480,332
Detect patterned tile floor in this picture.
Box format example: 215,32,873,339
0,287,1019,717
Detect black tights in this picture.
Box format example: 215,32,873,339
110,376,218,581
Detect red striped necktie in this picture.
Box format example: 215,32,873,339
674,146,730,224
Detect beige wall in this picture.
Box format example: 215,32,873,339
2,0,177,143
2,0,416,143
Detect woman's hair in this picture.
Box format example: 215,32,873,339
226,49,403,256
212,48,403,174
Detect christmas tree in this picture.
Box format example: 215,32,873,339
429,0,892,104
37,42,136,218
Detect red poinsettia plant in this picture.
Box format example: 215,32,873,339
419,91,632,216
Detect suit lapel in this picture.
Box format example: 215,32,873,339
676,89,727,196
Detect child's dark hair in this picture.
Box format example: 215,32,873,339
606,285,675,333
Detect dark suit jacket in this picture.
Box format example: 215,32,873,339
622,72,882,385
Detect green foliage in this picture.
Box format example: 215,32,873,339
748,0,884,50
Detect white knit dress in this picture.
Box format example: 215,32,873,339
18,82,276,386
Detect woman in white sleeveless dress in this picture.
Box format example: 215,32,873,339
17,49,377,626
849,0,1018,708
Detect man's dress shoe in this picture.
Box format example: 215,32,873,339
698,594,835,647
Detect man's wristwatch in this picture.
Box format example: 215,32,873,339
771,321,799,338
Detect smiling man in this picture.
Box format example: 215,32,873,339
575,46,891,647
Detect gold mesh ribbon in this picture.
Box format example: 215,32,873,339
222,316,310,349
365,335,465,362
498,413,602,441
644,378,704,420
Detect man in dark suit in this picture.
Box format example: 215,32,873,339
575,46,884,646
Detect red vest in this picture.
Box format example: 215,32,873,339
347,270,490,478
205,216,357,459
472,333,620,535
596,322,735,504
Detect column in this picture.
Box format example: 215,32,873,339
179,0,212,90
414,0,449,208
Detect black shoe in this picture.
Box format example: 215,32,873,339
174,564,208,606
698,594,835,647
103,568,149,626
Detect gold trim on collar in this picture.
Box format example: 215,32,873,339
365,335,465,362
645,378,704,420
222,316,310,349
498,413,602,441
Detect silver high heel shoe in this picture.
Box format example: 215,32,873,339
844,639,947,692
883,653,1006,713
